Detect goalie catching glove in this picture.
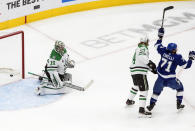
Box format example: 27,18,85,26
147,60,157,74
66,59,75,68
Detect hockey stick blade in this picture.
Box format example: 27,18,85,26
164,6,174,11
161,6,174,28
65,80,94,91
64,83,85,91
84,80,94,91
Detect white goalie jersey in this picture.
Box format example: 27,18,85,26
46,48,74,88
130,44,149,75
36,40,76,95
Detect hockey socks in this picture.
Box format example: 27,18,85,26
176,91,184,110
139,91,148,108
176,91,183,104
128,87,138,100
147,93,158,111
126,87,138,105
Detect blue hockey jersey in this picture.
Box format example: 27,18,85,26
154,39,192,79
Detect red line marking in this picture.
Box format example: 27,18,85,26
25,24,90,60
25,16,27,24
26,23,195,65
25,24,195,109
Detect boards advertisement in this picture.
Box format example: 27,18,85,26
0,0,98,22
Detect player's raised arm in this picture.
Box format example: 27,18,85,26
154,28,166,55
178,51,195,69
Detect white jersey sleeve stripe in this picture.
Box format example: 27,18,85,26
181,62,188,69
176,91,183,96
154,43,160,50
157,71,176,79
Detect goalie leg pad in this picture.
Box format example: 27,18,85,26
36,81,67,95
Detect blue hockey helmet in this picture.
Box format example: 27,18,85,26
167,43,177,52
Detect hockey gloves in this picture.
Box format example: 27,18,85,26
66,60,75,68
158,28,164,39
189,51,195,60
148,60,157,74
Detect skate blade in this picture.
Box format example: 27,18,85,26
138,113,152,118
177,108,184,113
125,104,134,108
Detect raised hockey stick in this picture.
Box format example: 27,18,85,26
161,6,174,28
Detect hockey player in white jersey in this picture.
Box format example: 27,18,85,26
36,40,75,95
126,36,157,118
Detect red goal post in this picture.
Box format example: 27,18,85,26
0,31,25,79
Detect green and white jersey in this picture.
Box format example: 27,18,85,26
130,44,149,75
46,49,68,75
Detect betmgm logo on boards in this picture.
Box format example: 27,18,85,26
81,12,195,49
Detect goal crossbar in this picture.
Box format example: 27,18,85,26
0,31,25,79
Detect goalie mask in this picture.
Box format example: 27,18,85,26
55,40,65,56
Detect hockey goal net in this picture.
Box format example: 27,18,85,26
0,31,25,82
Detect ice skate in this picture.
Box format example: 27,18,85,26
126,99,135,106
35,87,42,96
177,100,185,111
138,107,152,118
146,103,155,111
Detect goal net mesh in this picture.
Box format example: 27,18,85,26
0,31,25,84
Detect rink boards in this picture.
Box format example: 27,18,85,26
0,0,191,30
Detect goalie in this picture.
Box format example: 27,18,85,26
35,40,75,95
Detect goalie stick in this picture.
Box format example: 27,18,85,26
28,72,47,80
28,72,93,91
64,80,94,91
161,6,174,28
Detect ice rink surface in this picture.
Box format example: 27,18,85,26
0,1,195,131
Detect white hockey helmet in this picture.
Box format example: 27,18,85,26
55,40,65,56
140,35,149,43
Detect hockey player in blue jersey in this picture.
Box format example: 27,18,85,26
147,27,195,112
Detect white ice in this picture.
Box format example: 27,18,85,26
0,1,195,131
